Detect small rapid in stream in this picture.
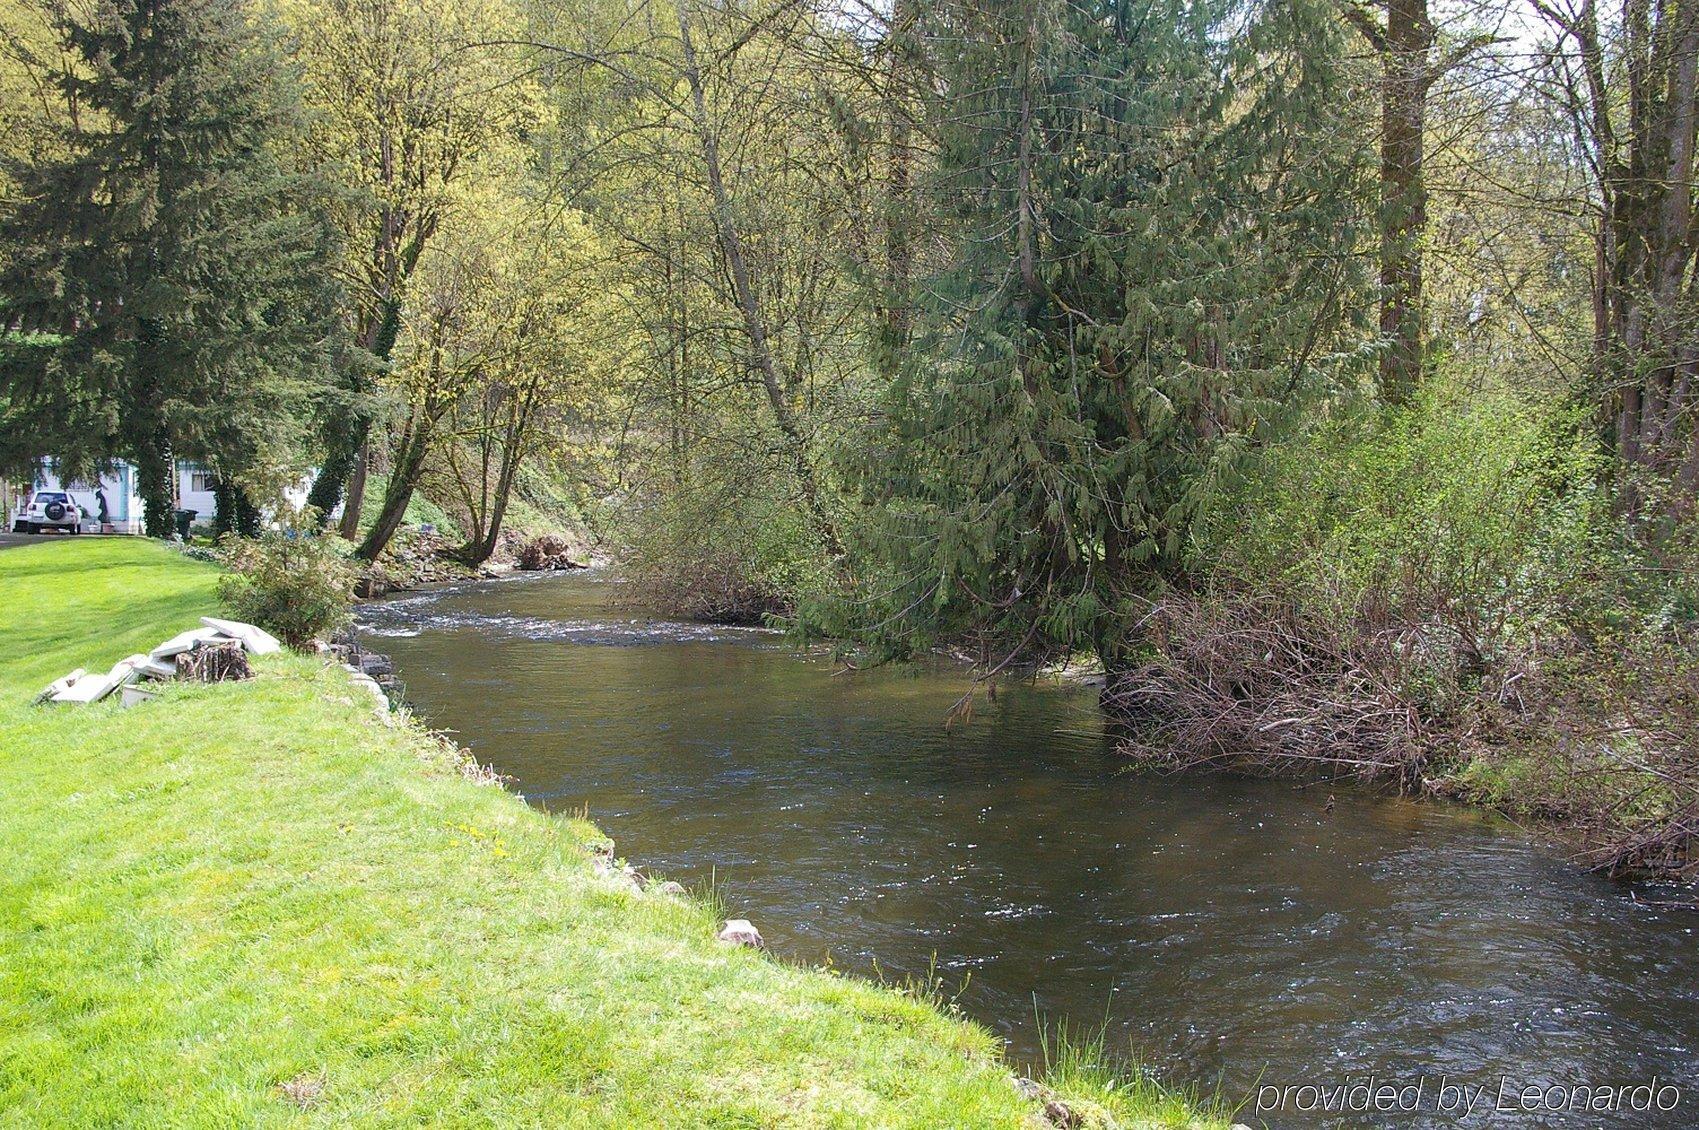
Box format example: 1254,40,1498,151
361,571,1699,1127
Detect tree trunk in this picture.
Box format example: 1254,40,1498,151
452,391,534,566
339,445,370,539
356,412,433,560
130,319,176,539
454,448,520,566
880,0,917,367
1542,0,1699,507
676,2,844,559
304,433,355,520
312,291,405,535
213,479,261,537
1378,0,1430,407
135,440,174,539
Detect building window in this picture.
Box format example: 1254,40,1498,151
190,470,219,493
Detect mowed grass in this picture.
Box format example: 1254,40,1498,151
0,539,1217,1128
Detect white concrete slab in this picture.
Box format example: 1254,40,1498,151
35,668,86,704
200,617,282,655
151,627,224,658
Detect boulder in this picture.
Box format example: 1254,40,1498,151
348,671,388,704
717,919,763,949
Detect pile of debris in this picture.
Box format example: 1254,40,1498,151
34,617,281,708
515,533,587,572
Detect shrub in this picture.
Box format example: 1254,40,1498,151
216,529,358,649
1195,378,1602,661
619,484,833,624
1144,373,1699,879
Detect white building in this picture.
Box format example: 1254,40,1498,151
7,460,322,535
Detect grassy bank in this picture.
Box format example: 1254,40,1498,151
0,539,1215,1127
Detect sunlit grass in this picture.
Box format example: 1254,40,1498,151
1034,1014,1239,1129
0,538,1221,1127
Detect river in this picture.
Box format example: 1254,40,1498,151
360,570,1698,1126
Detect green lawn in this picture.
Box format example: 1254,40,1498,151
0,539,1216,1128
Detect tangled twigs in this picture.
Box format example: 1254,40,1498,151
1104,592,1433,787
1108,589,1699,884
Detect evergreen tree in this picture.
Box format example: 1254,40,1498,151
0,0,341,534
826,0,1372,671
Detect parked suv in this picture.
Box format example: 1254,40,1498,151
12,491,85,534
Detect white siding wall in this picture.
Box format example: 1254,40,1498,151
16,461,328,533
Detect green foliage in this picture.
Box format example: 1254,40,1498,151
0,0,343,530
1199,377,1604,652
622,481,834,623
828,0,1372,669
216,527,358,648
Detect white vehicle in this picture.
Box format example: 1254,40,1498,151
12,491,85,534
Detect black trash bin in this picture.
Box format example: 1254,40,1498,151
172,508,197,540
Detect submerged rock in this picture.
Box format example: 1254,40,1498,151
717,919,763,949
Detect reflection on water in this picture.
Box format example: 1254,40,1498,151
362,572,1699,1127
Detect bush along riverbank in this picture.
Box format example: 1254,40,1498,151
1105,586,1698,888
0,539,1224,1128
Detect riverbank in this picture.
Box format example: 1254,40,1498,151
355,526,594,595
0,539,1219,1127
1104,591,1697,888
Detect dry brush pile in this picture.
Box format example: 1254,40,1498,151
1104,590,1698,883
1104,593,1450,787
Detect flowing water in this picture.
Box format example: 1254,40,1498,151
361,571,1699,1126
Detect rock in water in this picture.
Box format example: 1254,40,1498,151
717,919,763,948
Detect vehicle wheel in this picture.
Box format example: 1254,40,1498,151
24,523,37,534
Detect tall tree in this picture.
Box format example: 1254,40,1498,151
0,0,341,531
1529,0,1699,507
1341,0,1499,406
827,0,1370,671
431,211,623,566
277,0,531,536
